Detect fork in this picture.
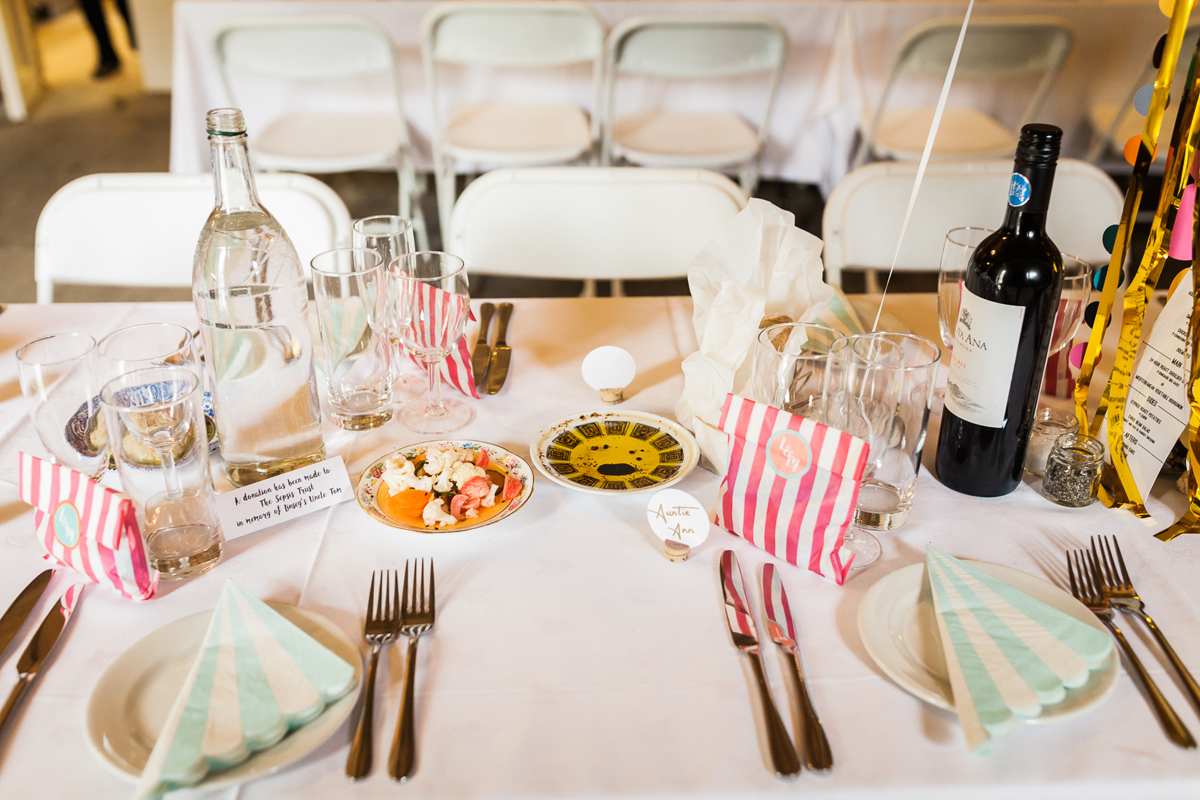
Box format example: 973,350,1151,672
346,570,400,780
389,559,436,782
1092,535,1200,716
1067,550,1196,749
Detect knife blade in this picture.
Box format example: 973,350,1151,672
719,551,800,777
486,302,513,395
762,564,833,772
0,570,53,662
471,302,495,388
0,595,73,740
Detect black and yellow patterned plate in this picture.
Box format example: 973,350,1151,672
530,411,699,495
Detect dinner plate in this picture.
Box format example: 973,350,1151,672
531,410,699,495
86,603,361,788
357,440,534,532
858,560,1117,722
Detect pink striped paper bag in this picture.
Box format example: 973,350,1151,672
715,394,870,584
18,452,157,601
1042,297,1076,398
402,282,479,399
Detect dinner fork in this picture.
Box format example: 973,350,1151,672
347,570,400,780
1091,535,1200,716
1067,550,1196,749
389,559,436,782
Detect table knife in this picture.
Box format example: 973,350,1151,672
471,302,495,388
719,550,800,778
0,594,74,741
0,570,53,663
486,303,513,395
762,563,833,771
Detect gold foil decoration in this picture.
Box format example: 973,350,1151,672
1073,0,1195,512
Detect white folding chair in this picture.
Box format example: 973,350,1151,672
854,17,1073,169
601,15,787,196
35,172,352,303
422,2,606,240
822,159,1122,290
212,15,428,249
446,167,748,297
1087,25,1200,164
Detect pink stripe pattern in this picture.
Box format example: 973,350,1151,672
714,394,870,586
401,281,479,399
18,452,157,601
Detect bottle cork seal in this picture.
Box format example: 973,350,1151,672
599,388,624,404
663,539,691,562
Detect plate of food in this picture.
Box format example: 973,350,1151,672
531,410,699,494
357,440,534,532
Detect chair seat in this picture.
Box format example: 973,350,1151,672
611,111,759,167
253,113,401,173
443,102,592,165
873,107,1017,160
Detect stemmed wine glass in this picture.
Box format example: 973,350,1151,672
393,251,474,434
354,215,423,402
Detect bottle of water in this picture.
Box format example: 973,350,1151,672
192,108,325,487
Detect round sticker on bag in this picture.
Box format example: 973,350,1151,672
767,430,812,479
53,501,81,549
1008,173,1031,207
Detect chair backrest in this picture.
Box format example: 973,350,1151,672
821,159,1122,287
423,1,604,67
446,167,748,281
857,16,1073,168
35,172,352,303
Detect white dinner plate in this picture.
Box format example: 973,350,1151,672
858,560,1117,722
86,603,362,789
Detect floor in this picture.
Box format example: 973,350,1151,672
0,5,926,305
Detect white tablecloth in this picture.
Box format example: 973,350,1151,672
169,0,1166,194
1,296,1200,799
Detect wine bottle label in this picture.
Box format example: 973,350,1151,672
1008,173,1031,207
945,287,1025,428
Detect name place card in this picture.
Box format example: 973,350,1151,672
217,456,353,539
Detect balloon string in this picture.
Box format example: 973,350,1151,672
872,0,976,332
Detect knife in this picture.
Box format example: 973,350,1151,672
0,570,53,663
719,550,800,778
471,302,495,388
762,564,833,771
0,594,74,740
486,303,513,396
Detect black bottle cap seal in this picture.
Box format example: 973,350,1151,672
1016,123,1062,166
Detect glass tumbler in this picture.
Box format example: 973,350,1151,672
101,366,222,580
311,248,394,430
751,322,841,419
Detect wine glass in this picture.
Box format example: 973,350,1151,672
822,333,905,570
1051,254,1092,355
17,333,110,479
750,322,841,419
354,215,423,402
393,251,474,434
96,322,200,383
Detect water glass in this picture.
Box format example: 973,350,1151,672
96,322,199,384
311,248,394,430
750,322,841,419
353,215,422,401
17,333,110,479
100,366,222,581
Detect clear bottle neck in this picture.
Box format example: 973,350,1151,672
209,132,262,214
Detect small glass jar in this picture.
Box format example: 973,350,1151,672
1025,407,1079,478
1042,433,1104,507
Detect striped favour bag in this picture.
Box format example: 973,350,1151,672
715,394,870,584
402,281,478,399
18,452,157,601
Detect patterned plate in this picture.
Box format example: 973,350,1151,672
357,440,534,533
531,411,699,495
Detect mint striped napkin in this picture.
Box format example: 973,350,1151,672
924,546,1112,754
134,582,356,799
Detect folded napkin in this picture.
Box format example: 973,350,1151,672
134,581,357,799
675,199,864,474
924,546,1112,754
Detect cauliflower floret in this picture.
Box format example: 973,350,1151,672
421,498,457,528
432,464,457,494
382,461,434,494
450,462,487,490
479,482,501,508
424,445,472,477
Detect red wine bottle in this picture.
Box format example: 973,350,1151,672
936,124,1064,497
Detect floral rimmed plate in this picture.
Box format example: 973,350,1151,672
357,440,534,532
531,410,699,495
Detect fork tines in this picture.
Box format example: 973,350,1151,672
368,569,401,630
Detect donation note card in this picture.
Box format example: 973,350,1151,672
217,456,353,539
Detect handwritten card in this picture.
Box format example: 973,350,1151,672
216,456,353,539
646,488,710,547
